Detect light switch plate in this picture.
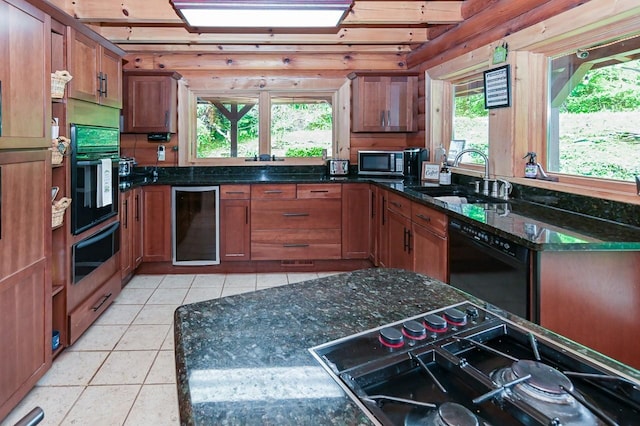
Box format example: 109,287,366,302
157,145,166,161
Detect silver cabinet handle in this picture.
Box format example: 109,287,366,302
282,212,309,217
264,190,283,194
283,244,309,248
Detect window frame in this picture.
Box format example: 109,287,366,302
423,0,640,202
183,88,340,166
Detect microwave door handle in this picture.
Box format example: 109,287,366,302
75,222,120,249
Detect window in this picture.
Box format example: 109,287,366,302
271,95,333,158
195,92,334,160
197,96,259,158
547,37,640,182
452,77,488,164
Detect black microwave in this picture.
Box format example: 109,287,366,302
357,150,404,177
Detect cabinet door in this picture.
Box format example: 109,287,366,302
132,188,143,268
342,183,371,259
124,74,177,133
220,199,250,261
387,210,412,270
0,0,49,149
387,76,417,132
120,191,133,278
67,29,100,104
377,189,389,267
351,75,387,132
100,47,122,108
412,222,448,282
0,150,50,419
142,185,172,262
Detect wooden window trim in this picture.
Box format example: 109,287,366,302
424,0,640,204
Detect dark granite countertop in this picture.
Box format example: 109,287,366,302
121,166,640,251
174,268,640,425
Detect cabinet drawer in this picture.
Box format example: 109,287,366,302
221,184,251,200
251,184,296,199
297,184,342,199
387,192,412,219
412,202,448,236
68,272,121,345
252,199,341,230
251,229,342,260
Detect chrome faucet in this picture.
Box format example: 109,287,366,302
452,149,491,195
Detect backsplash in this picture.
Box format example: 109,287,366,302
454,174,640,228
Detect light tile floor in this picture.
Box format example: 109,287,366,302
2,272,339,426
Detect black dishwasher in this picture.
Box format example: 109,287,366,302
448,219,533,321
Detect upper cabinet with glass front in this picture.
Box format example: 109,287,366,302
0,0,49,149
349,71,418,133
67,28,123,108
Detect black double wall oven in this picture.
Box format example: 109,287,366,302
70,124,120,284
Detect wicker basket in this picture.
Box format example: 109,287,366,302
50,136,70,165
52,197,71,228
51,70,73,99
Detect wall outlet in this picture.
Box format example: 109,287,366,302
157,145,166,161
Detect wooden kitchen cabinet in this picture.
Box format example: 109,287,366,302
538,250,640,369
0,150,51,420
142,185,172,262
123,70,182,133
220,185,251,262
349,72,418,133
67,28,122,108
376,187,390,267
0,0,50,150
120,187,143,279
251,184,342,261
411,202,448,282
342,183,371,259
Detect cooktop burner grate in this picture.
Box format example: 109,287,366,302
309,302,640,426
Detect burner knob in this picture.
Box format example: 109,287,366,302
444,308,468,326
379,327,404,348
423,314,447,333
402,320,427,340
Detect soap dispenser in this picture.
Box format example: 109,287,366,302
524,152,538,178
439,153,451,185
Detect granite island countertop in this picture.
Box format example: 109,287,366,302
173,268,640,425
122,166,640,251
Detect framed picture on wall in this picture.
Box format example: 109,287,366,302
484,64,511,109
421,162,440,182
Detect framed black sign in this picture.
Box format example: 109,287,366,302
484,65,511,109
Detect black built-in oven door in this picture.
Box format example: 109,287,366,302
72,221,120,284
70,124,120,235
71,155,119,234
448,221,531,320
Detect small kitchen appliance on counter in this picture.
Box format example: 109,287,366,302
119,157,136,178
358,150,404,177
403,147,429,180
328,159,349,176
310,301,640,426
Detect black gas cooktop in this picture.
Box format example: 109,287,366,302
309,302,640,426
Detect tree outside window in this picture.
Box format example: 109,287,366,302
452,78,488,164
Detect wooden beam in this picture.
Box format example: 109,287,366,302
98,26,428,45
123,52,410,71
55,1,463,25
119,43,412,54
346,1,462,25
407,0,591,69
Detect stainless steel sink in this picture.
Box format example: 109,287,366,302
405,185,500,204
